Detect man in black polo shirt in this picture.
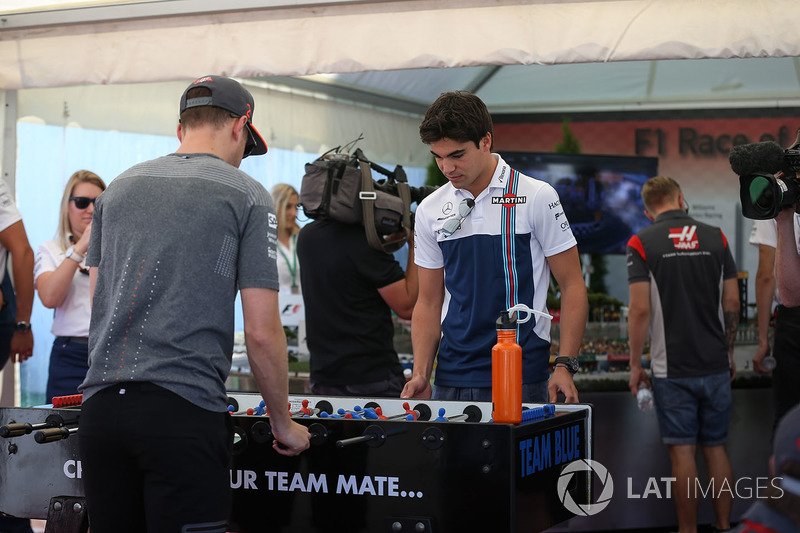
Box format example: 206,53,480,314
627,176,740,533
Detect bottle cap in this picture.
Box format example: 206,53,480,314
496,310,517,330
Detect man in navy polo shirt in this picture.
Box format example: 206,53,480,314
402,91,588,404
627,176,739,533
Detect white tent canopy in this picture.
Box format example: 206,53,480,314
3,0,800,168
2,0,800,89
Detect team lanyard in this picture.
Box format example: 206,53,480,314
501,167,520,311
278,233,299,293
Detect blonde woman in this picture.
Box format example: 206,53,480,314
34,170,106,402
271,183,302,294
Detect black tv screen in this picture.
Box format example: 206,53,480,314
500,152,659,254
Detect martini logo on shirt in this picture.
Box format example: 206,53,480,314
668,225,699,250
492,194,527,206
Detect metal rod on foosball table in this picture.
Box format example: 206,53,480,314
335,425,387,448
433,404,483,423
0,413,76,438
381,402,432,421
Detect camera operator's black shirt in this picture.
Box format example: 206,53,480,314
627,209,737,379
297,219,405,386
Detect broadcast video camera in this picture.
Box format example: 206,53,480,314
300,137,438,253
370,160,439,208
729,129,800,220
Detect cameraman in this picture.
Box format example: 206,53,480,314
773,208,800,426
297,219,418,397
776,207,800,306
750,208,800,437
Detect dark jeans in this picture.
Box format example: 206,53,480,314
46,337,89,403
0,266,17,371
310,371,406,398
79,382,232,533
0,518,33,533
773,305,800,433
433,379,549,403
0,267,30,532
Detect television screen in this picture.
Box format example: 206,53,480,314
500,152,659,254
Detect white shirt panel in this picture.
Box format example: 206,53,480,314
34,238,91,337
749,215,800,306
0,181,23,282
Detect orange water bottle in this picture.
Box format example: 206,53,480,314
492,310,522,424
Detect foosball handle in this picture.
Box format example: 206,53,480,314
249,420,290,450
0,422,33,438
335,425,386,448
34,426,74,443
308,423,329,446
1,413,67,438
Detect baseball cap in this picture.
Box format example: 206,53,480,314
179,75,268,158
774,403,800,468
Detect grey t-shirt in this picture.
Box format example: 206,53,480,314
81,153,278,411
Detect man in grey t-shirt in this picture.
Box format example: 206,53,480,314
79,75,309,533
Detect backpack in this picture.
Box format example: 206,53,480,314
300,147,411,254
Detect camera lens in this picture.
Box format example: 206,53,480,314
749,176,775,213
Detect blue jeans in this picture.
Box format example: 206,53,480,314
0,517,33,533
46,337,89,403
0,268,30,532
652,370,732,446
433,379,549,403
0,265,17,371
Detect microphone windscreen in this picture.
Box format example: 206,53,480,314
729,141,785,176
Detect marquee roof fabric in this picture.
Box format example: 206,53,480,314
3,0,800,166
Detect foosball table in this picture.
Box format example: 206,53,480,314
0,394,593,532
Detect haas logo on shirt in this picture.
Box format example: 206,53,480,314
668,225,699,250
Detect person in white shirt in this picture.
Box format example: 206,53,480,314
271,183,302,295
0,178,35,533
34,170,105,402
749,212,800,435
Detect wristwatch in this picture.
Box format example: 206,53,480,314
15,321,31,333
65,246,86,263
553,356,579,375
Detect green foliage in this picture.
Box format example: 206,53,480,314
588,253,608,294
283,326,298,363
555,118,581,154
288,360,310,373
587,291,623,310
425,157,447,187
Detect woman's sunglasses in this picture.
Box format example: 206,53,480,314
70,196,97,210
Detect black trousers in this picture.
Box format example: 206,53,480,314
773,305,800,433
78,382,233,533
